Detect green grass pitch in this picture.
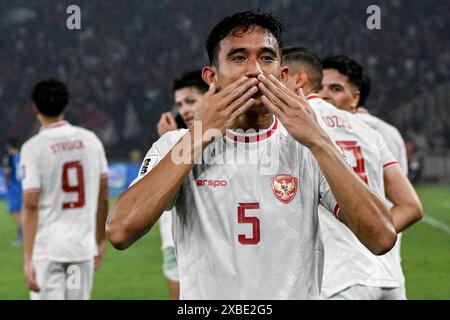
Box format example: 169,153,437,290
0,185,448,299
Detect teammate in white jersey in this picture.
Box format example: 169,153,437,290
310,54,422,299
21,79,109,300
107,11,397,299
356,73,408,174
356,72,410,298
155,70,209,299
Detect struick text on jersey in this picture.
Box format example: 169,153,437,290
51,140,84,154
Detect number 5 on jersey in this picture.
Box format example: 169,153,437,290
62,161,85,209
238,202,260,245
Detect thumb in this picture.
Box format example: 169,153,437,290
297,87,306,98
167,113,177,125
205,82,216,97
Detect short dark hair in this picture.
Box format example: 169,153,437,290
321,55,363,91
7,137,20,149
31,79,69,117
359,72,371,106
282,46,323,91
173,70,209,93
206,11,283,66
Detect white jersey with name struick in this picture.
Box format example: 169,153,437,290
308,95,400,298
20,121,108,262
133,118,340,300
356,107,408,293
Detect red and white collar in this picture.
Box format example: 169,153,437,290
306,94,322,101
225,117,279,143
40,120,70,131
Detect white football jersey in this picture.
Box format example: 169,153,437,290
356,107,408,295
308,95,400,298
133,118,340,299
20,121,108,262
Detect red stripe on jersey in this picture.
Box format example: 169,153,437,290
383,161,398,169
226,118,278,143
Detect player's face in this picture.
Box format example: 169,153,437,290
319,69,360,113
213,26,287,110
174,87,204,127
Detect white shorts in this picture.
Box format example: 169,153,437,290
324,284,405,300
30,259,94,300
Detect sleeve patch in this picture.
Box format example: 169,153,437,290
140,155,159,175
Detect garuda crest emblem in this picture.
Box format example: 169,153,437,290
271,174,298,204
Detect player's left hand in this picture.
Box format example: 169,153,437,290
257,73,326,149
157,112,178,136
95,240,106,270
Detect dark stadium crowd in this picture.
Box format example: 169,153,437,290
1,0,449,159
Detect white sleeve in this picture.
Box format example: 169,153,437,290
375,131,398,170
20,142,41,193
92,133,109,177
391,129,408,174
129,130,187,210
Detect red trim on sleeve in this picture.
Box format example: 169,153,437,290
383,161,398,169
333,203,341,220
23,188,41,194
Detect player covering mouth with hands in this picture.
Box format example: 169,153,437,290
107,11,396,299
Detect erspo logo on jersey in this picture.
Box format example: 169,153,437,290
196,179,228,187
271,174,298,204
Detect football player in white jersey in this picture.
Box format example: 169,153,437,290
107,11,397,300
155,70,209,299
310,54,422,299
355,73,410,298
20,79,109,300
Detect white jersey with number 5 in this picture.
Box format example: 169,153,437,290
20,121,108,262
132,118,340,300
308,95,400,298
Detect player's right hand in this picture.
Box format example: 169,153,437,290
195,76,258,136
157,112,178,136
24,261,40,292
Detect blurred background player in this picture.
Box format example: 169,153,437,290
315,54,422,299
2,137,23,246
21,79,109,300
154,70,208,299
